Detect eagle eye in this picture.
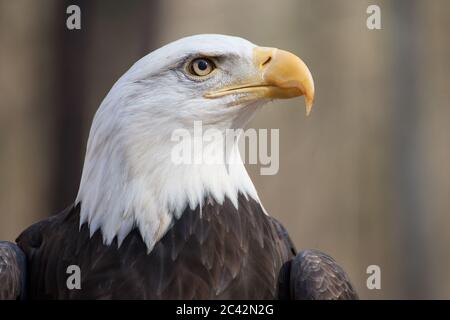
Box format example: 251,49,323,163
188,58,215,77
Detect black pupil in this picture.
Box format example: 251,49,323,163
197,60,208,71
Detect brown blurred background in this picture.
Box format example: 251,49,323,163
0,0,449,299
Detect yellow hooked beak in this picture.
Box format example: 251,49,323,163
204,47,315,116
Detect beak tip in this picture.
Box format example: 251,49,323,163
305,98,313,116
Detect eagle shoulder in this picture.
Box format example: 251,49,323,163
0,241,27,299
280,249,359,300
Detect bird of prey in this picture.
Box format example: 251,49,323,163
0,34,357,300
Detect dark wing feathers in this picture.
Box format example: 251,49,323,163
10,194,357,300
288,249,358,300
0,241,27,300
15,195,295,299
271,219,358,300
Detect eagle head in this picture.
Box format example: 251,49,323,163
76,34,314,251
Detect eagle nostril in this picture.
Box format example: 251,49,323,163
261,56,272,67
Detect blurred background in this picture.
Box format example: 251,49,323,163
0,0,449,299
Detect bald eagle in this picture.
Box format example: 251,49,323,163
0,34,357,300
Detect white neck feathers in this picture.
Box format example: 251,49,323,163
75,82,262,252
